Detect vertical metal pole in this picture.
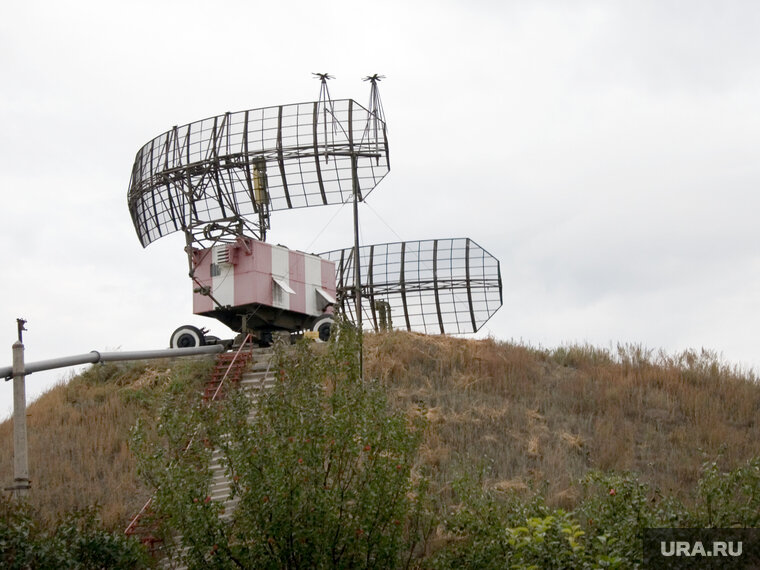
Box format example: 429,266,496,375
184,230,195,278
351,154,363,376
12,333,30,498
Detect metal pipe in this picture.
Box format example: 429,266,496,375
1,344,224,380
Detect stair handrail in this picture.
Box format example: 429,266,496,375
208,336,253,402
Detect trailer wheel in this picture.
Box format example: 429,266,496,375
312,316,334,342
170,325,206,349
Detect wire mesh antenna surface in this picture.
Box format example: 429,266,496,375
127,97,390,248
321,238,503,334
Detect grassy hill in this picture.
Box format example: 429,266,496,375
364,334,760,506
1,332,758,531
0,356,215,529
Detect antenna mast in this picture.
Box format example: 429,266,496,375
352,75,387,336
364,74,386,164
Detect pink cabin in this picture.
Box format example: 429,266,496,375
190,237,336,342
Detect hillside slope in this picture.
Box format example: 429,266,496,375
0,357,214,529
366,334,760,504
1,332,758,528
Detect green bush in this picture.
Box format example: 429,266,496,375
690,455,760,527
430,475,592,569
0,499,148,569
429,458,760,568
134,320,430,569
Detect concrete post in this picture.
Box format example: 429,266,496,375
12,340,30,498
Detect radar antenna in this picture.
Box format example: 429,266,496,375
127,97,389,250
127,76,502,349
322,238,502,335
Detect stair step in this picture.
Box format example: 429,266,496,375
210,483,230,495
127,346,275,561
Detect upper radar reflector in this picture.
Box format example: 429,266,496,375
128,99,389,247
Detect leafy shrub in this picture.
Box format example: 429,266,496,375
430,474,592,569
429,459,760,568
690,455,760,527
134,320,430,569
0,499,148,569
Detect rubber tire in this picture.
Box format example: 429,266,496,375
170,325,206,349
312,316,334,342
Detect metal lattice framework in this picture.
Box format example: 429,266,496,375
128,99,389,247
322,238,503,334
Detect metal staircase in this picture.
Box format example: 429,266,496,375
203,350,254,402
125,341,276,560
207,349,276,509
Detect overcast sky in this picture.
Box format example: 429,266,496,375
2,0,759,420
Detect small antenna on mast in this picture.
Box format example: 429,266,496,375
363,74,386,164
363,74,386,121
313,72,334,98
313,73,336,163
16,318,27,344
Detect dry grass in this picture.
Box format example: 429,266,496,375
0,357,214,530
364,332,760,506
2,332,759,527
